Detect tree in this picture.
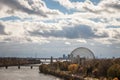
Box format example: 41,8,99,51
107,64,120,79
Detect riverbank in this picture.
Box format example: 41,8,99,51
39,58,120,80
39,64,83,80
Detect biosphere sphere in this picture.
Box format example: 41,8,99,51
70,47,95,60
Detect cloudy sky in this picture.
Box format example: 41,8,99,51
0,0,120,58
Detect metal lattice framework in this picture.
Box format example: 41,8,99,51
70,47,95,60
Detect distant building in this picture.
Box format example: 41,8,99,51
69,47,95,64
63,54,67,59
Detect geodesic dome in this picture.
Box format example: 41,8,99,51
70,47,95,60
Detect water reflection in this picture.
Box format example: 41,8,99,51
0,66,62,80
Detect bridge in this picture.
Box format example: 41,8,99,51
0,57,69,69
39,57,69,63
2,63,44,69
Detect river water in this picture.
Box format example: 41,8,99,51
0,66,62,80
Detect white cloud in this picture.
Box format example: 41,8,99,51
0,0,120,45
0,0,63,20
0,21,52,44
76,39,87,43
94,37,120,45
93,38,112,45
65,42,71,45
90,43,95,46
54,0,74,9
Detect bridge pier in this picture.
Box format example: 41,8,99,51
30,66,33,69
18,66,20,69
5,66,8,69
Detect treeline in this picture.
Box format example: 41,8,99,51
39,58,120,80
0,57,41,67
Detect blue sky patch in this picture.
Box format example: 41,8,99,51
0,16,21,21
44,0,68,14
